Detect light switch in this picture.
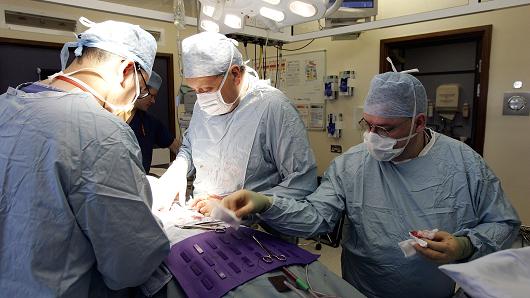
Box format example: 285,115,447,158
503,92,529,116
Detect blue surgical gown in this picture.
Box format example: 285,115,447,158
0,86,170,297
178,75,317,199
260,132,520,298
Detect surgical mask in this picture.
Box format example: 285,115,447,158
196,69,235,115
196,41,239,116
364,131,417,161
49,66,140,120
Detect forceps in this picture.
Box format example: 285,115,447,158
175,221,226,233
251,235,287,263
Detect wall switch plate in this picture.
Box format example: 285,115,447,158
503,92,529,116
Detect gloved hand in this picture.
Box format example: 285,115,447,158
221,190,272,218
414,230,474,264
152,157,188,212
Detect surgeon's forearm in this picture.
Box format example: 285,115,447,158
259,196,333,238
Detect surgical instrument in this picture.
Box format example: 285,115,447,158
251,235,286,263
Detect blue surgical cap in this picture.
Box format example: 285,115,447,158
182,32,243,78
147,71,162,90
364,72,427,118
60,17,157,77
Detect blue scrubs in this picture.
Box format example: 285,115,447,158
178,74,317,200
260,132,520,298
0,83,169,297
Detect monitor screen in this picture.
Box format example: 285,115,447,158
330,0,374,9
326,0,377,19
342,0,374,8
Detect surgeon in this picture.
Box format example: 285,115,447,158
154,32,317,223
128,71,181,173
0,17,169,297
220,71,521,297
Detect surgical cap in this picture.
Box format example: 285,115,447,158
363,72,427,118
147,71,162,90
182,32,243,78
60,17,157,77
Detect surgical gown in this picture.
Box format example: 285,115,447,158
260,132,520,298
0,86,170,297
178,74,317,199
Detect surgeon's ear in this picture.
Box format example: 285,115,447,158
414,113,427,133
231,66,243,85
117,60,136,86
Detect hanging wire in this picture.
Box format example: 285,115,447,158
275,45,279,88
264,33,269,79
244,41,249,61
258,44,264,77
275,39,315,52
261,43,265,78
254,43,257,70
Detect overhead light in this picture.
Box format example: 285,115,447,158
259,7,285,22
224,14,242,29
262,0,280,4
202,5,215,17
289,1,317,17
200,19,219,32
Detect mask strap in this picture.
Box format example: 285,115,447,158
398,83,418,148
54,74,106,104
49,67,136,111
386,57,420,74
218,42,235,105
386,57,398,72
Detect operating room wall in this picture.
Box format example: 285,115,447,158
265,5,530,224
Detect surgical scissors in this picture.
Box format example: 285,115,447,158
252,235,287,263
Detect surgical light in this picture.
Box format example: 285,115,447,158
200,19,220,32
224,14,242,29
262,0,281,4
202,5,215,17
289,1,317,17
259,7,285,22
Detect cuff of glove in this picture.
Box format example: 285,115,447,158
455,236,474,261
253,193,273,214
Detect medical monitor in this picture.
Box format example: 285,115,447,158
327,0,378,19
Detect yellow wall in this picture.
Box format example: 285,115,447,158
1,1,528,223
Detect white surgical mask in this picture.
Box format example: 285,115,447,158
196,69,235,115
364,131,417,161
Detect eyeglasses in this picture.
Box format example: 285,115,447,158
358,117,411,138
135,62,151,99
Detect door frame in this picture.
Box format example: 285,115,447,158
379,25,492,155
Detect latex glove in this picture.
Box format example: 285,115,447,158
190,194,223,217
153,157,188,211
414,230,473,264
221,190,272,218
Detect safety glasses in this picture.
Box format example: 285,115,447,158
358,117,411,138
135,62,152,99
